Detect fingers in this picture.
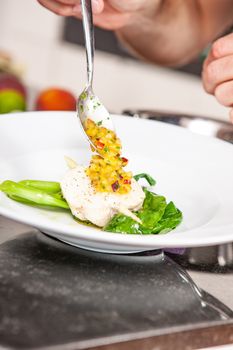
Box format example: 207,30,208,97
202,34,233,123
107,0,161,13
37,0,138,29
215,81,233,107
73,0,104,14
211,33,233,59
53,0,77,4
106,0,147,12
202,55,233,94
202,49,214,71
37,0,104,16
90,2,132,30
202,33,233,94
37,0,74,16
75,1,131,30
229,108,233,123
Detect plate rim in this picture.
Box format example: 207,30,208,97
0,111,233,250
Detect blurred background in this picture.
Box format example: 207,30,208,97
0,0,229,119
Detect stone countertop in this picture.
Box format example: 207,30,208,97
0,216,232,312
188,271,233,311
0,215,232,350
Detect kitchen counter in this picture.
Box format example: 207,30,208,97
1,216,232,312
0,215,232,350
188,271,233,311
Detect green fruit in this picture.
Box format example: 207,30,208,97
0,73,27,98
0,89,26,114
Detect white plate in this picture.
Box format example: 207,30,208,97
0,111,233,253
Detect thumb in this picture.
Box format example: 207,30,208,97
73,0,104,14
106,0,151,12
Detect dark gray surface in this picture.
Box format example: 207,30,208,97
0,230,232,350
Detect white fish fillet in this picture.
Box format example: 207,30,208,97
61,165,145,227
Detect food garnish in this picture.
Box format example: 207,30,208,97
85,119,132,194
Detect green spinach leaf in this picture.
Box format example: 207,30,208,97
104,190,182,235
137,189,167,229
151,201,183,234
134,173,156,186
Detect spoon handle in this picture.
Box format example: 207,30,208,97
80,0,95,87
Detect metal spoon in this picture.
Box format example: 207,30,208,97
77,0,114,152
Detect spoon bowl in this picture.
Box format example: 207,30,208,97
78,87,114,131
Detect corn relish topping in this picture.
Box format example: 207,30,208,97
85,119,132,194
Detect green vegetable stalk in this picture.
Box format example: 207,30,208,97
19,180,61,193
0,180,69,209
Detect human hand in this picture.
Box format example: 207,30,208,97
202,33,233,123
37,0,162,30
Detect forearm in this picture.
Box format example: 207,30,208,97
116,0,233,66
